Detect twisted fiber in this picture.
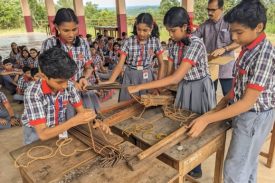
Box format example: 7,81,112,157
87,121,128,167
162,106,198,126
14,138,91,169
122,115,167,141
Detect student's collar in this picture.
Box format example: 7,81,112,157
23,75,32,82
244,32,266,51
136,35,148,44
41,79,52,94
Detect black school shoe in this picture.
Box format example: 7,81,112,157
188,164,202,179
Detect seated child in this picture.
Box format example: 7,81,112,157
13,66,33,102
0,91,18,129
0,59,22,94
21,47,110,144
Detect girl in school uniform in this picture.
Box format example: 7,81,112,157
29,48,39,68
9,42,21,61
128,7,215,114
188,1,275,182
128,7,216,178
19,49,31,68
40,8,94,118
108,42,120,70
103,13,165,101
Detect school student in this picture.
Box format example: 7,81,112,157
29,48,39,68
0,59,22,94
103,13,165,101
21,47,110,145
127,7,216,178
108,42,120,70
0,91,17,129
187,1,275,182
19,49,32,68
40,8,94,119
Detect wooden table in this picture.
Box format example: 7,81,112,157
10,133,178,183
113,107,230,183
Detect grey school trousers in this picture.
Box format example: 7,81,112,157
224,109,275,183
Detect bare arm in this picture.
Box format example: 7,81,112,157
128,62,192,93
188,88,261,137
3,101,15,117
156,53,165,80
34,106,96,141
211,42,240,57
107,54,127,83
166,61,174,76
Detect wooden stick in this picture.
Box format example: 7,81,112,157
99,99,136,114
127,126,188,171
102,103,144,126
137,126,188,160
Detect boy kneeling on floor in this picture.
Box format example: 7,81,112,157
21,47,110,145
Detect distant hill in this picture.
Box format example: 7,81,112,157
99,5,159,16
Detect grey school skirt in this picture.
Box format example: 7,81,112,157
119,66,155,102
175,75,216,115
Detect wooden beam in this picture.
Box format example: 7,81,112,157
127,126,188,171
101,103,144,126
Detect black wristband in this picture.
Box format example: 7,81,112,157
10,116,15,119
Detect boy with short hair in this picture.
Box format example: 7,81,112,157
30,68,40,81
0,59,22,94
21,47,109,145
13,66,33,102
188,1,275,182
0,91,17,129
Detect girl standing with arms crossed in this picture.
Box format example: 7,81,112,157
103,13,165,101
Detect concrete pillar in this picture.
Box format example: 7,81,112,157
73,0,87,36
182,0,195,30
116,0,127,37
20,0,33,32
45,0,56,35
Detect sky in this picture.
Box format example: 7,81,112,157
86,0,161,8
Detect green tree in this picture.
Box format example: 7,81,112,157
56,0,74,10
194,0,237,24
85,2,99,19
28,0,47,27
0,0,22,29
159,0,180,15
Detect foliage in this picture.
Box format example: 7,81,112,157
159,0,180,15
0,0,22,29
28,0,47,27
55,0,74,10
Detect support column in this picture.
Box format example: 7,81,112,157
116,0,127,37
182,0,195,30
73,0,87,36
20,0,33,32
45,0,56,35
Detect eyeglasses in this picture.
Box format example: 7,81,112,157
206,8,219,13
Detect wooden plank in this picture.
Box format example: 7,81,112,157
75,141,179,183
137,126,187,160
103,103,145,126
113,107,230,165
10,136,96,183
99,99,136,114
208,55,235,65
